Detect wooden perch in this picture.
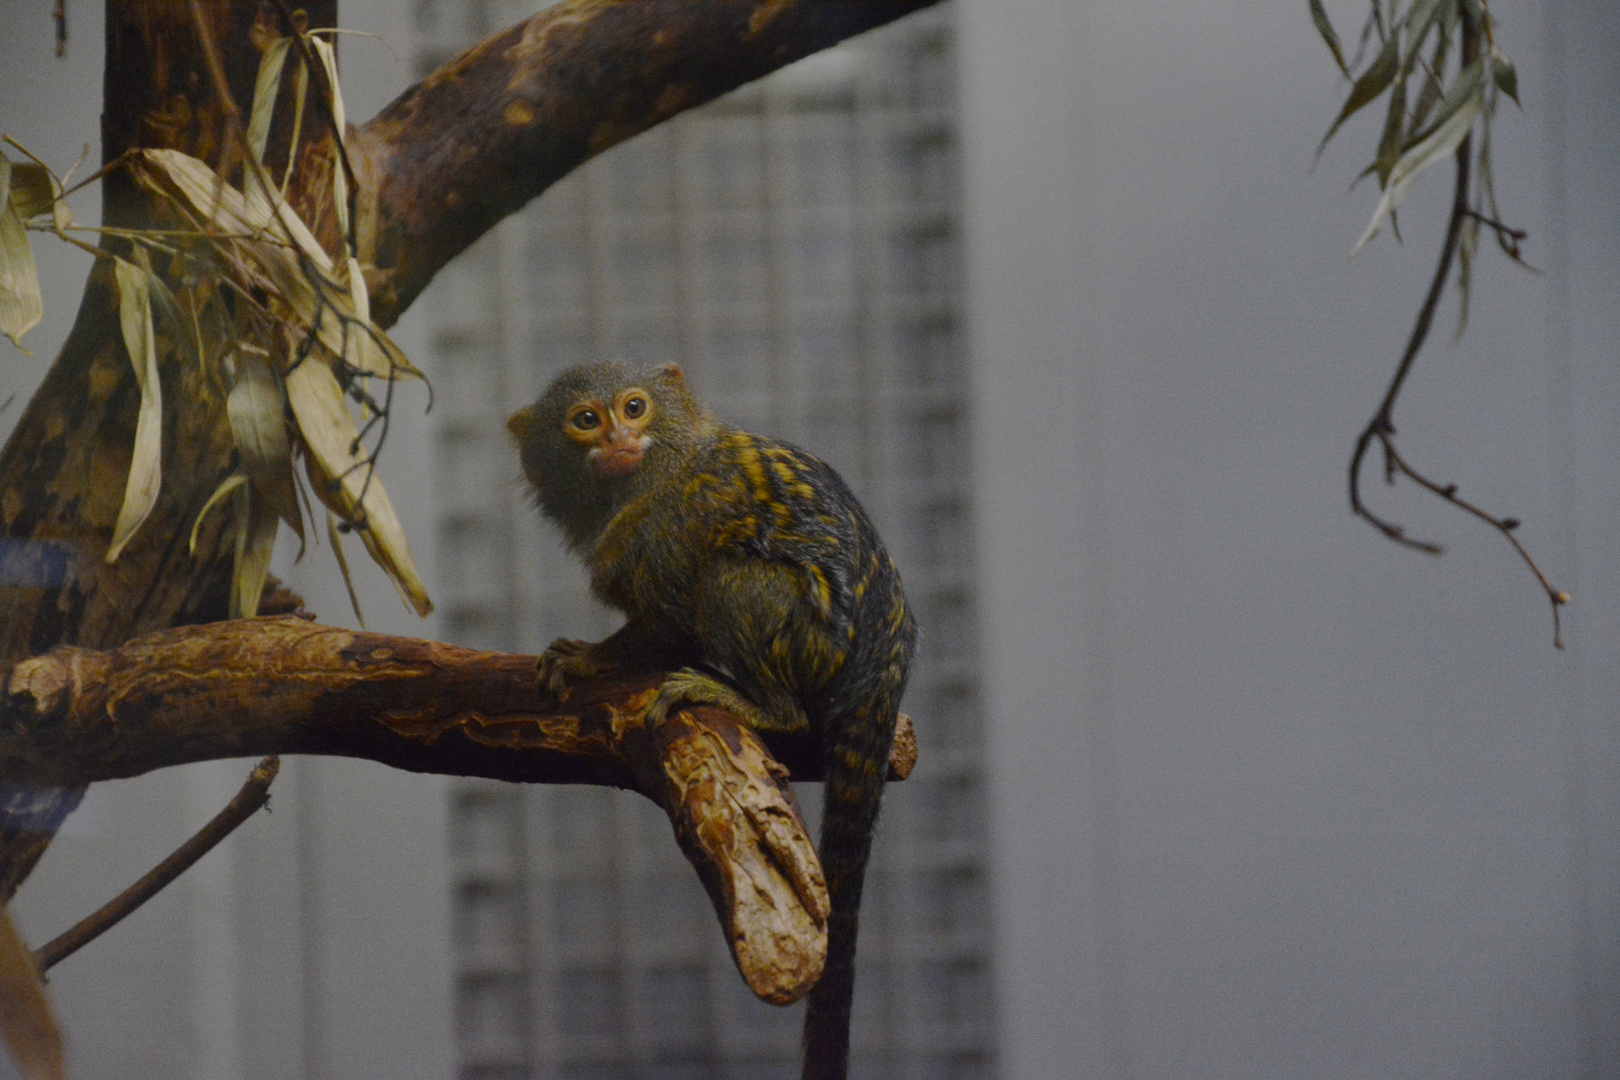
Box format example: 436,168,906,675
0,616,915,1004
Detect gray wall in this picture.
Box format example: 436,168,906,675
959,1,1620,1077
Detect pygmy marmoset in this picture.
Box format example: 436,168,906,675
508,361,915,1080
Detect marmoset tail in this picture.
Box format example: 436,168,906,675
509,361,915,1080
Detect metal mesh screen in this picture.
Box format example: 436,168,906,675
416,5,992,1076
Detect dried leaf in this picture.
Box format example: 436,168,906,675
1409,66,1444,133
326,508,365,628
280,54,311,197
343,253,389,379
1309,0,1350,78
1374,75,1407,189
6,163,57,221
232,495,281,620
1352,87,1482,254
247,37,293,166
190,472,248,556
1317,29,1401,159
107,254,164,563
128,149,420,380
1397,0,1444,77
228,346,303,539
0,902,64,1080
285,356,432,617
50,191,70,235
0,159,43,351
308,37,349,235
1490,47,1520,107
1402,55,1485,150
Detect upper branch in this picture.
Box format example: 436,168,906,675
352,0,941,325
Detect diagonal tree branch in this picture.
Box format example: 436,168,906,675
352,0,944,326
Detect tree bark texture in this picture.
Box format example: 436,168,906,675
0,616,917,1003
352,0,944,325
0,0,940,896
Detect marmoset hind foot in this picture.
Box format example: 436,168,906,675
642,667,806,734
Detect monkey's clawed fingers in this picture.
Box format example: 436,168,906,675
535,637,608,698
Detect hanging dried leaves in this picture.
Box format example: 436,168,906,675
74,23,436,619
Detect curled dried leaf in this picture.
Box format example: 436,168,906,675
247,37,294,167
191,473,249,556
107,254,164,563
1316,28,1400,159
1309,0,1350,78
228,346,303,540
285,356,431,617
5,162,58,221
0,158,43,351
233,497,281,620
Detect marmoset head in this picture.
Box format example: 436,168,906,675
508,361,713,547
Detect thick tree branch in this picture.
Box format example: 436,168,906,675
0,616,916,1003
352,0,943,325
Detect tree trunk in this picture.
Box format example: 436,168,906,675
0,0,340,898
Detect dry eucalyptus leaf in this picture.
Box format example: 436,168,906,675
0,903,64,1080
191,473,249,556
6,162,58,221
247,37,294,167
228,347,303,539
285,356,431,616
309,36,349,234
233,495,281,620
0,158,44,350
327,507,365,628
1352,87,1483,255
130,149,420,381
107,255,163,563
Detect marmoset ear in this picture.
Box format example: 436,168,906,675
507,405,536,440
659,364,685,384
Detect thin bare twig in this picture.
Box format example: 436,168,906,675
32,757,279,972
1375,434,1567,645
1461,207,1531,262
1347,11,1567,647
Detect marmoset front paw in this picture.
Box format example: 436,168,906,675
535,637,612,697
